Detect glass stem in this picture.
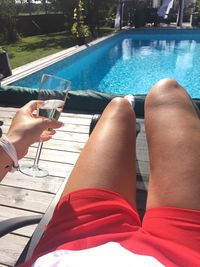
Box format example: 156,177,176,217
33,141,44,168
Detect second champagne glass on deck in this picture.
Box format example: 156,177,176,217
20,74,71,178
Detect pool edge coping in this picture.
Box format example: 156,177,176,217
1,32,118,86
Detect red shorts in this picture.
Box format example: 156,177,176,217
20,188,200,267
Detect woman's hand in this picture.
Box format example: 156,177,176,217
6,100,64,159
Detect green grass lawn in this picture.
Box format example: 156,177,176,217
1,32,77,69
1,28,114,69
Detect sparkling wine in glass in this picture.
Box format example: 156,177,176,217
20,74,71,177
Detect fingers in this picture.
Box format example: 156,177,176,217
37,119,63,142
19,101,64,144
40,135,52,142
40,129,56,142
41,118,64,130
22,100,44,114
47,129,57,135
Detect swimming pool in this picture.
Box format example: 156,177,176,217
11,29,200,98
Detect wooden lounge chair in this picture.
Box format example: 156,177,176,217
0,178,68,265
0,181,147,265
0,115,147,265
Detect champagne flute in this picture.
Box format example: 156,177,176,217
20,74,71,177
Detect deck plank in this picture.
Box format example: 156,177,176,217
18,158,74,177
0,185,54,213
1,173,64,193
2,123,90,135
0,106,149,266
25,146,80,164
0,206,39,237
0,234,29,266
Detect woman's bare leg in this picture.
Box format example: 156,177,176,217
62,98,137,205
145,78,200,210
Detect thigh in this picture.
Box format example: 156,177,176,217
62,98,137,205
142,207,200,259
145,79,200,210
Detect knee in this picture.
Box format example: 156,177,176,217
108,97,135,119
149,78,180,98
153,78,179,89
145,78,186,108
110,97,131,111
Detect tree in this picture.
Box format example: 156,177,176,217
26,0,34,15
55,0,77,31
56,0,77,15
84,0,99,36
55,0,116,33
42,0,48,14
35,0,48,14
85,0,117,36
0,0,19,43
47,0,61,13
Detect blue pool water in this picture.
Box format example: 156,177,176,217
11,29,200,98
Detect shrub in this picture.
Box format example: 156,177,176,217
71,0,91,38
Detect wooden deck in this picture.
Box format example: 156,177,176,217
0,106,149,267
